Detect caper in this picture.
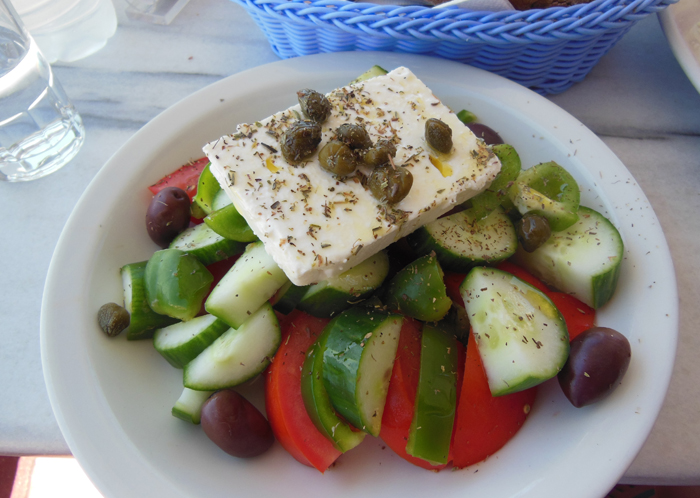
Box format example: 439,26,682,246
362,139,397,168
516,213,552,252
280,120,322,164
98,302,130,337
297,89,331,124
368,165,413,204
425,118,453,154
318,140,357,177
336,123,372,150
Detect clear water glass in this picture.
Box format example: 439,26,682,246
0,0,85,182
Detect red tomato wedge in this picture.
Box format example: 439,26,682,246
265,310,340,472
452,332,537,469
443,271,466,308
148,157,209,201
546,292,596,341
380,318,465,471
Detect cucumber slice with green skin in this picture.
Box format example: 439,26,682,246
382,254,452,322
270,281,309,315
212,189,232,211
468,144,522,220
121,261,178,340
297,250,390,318
301,329,367,452
407,205,517,273
205,241,289,328
510,206,624,309
184,302,281,390
204,203,258,243
460,267,569,396
508,161,580,232
349,65,388,84
406,324,459,465
145,249,213,322
169,223,245,266
153,314,230,368
194,163,219,215
322,307,402,436
172,387,214,424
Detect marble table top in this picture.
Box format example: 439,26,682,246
1,0,699,487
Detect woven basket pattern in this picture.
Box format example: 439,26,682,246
233,0,676,94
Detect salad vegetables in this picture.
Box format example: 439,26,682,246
97,66,631,473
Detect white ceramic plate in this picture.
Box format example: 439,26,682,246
41,52,678,498
660,1,700,94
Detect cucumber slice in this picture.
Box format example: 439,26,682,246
297,250,390,318
270,281,309,315
184,302,281,390
349,65,388,84
205,241,289,328
212,189,232,211
407,205,517,273
301,329,367,452
172,387,214,424
510,206,624,309
204,203,258,243
322,307,402,436
169,223,245,266
382,254,452,322
145,249,213,322
153,314,230,368
460,267,569,396
406,324,459,465
120,261,178,340
508,161,580,232
194,163,219,215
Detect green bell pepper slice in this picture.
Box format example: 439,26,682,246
406,324,459,465
145,248,213,321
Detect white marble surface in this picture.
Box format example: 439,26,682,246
1,0,699,486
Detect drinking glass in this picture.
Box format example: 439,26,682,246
0,0,85,182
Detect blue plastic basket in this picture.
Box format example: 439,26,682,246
232,0,676,94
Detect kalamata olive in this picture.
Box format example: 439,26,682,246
336,123,372,150
466,122,504,145
318,140,357,176
425,118,453,154
280,120,322,164
97,302,130,337
558,327,631,408
361,139,397,168
201,389,274,458
368,164,413,204
516,213,552,252
297,89,331,124
146,187,191,248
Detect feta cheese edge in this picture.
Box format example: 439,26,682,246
204,66,501,286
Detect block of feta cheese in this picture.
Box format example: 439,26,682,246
203,66,501,286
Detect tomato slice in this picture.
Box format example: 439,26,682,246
452,331,537,469
381,318,447,471
546,292,595,341
148,157,209,201
264,310,341,472
380,318,465,471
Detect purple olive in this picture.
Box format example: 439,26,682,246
558,327,631,408
466,123,504,145
200,390,274,458
145,187,190,248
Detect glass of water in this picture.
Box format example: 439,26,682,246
0,0,85,182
